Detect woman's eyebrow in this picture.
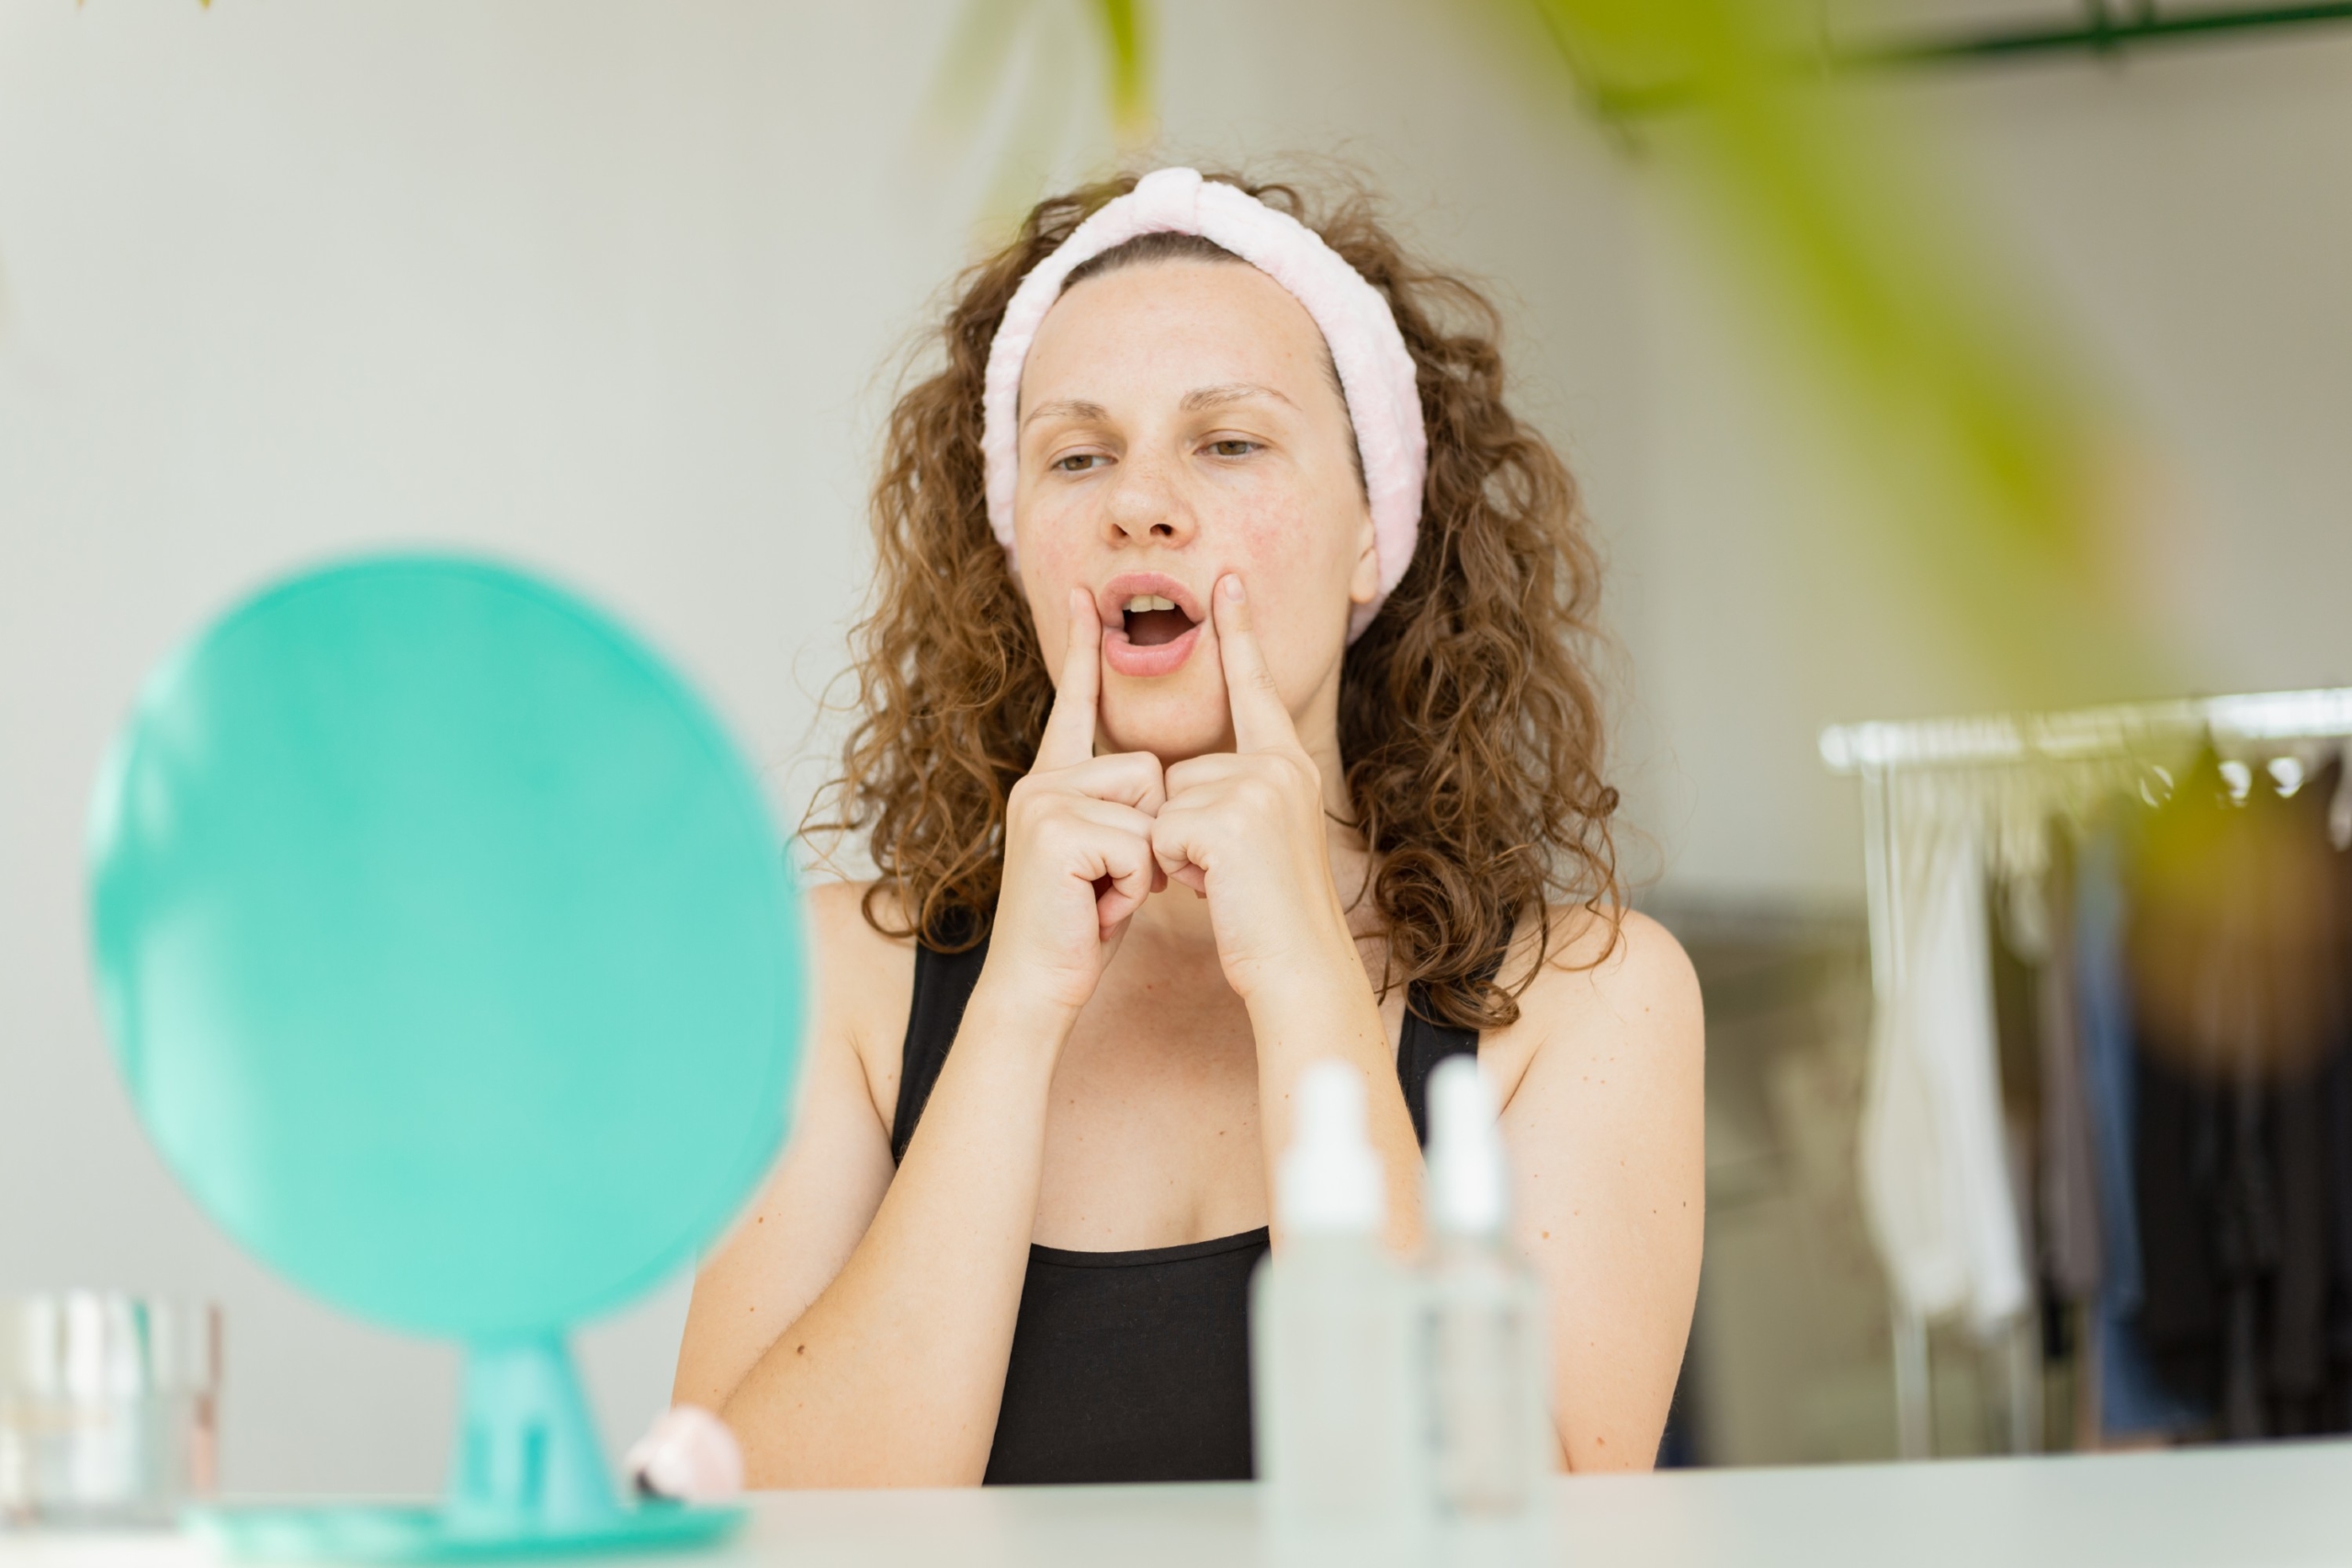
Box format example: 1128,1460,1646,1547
1021,397,1110,429
1182,382,1297,412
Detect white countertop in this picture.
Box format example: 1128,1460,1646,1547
10,1440,2351,1567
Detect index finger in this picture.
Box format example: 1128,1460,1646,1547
1035,587,1102,771
1211,573,1300,755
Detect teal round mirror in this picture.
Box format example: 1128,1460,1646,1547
87,555,801,1560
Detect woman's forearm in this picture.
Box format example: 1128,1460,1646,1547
1246,951,1426,1254
720,982,1068,1487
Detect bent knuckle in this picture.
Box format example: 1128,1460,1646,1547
1237,776,1284,813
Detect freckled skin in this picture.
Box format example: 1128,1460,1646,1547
1013,260,1377,766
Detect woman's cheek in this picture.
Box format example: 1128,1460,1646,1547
1234,488,1358,622
1219,485,1319,579
1223,492,1356,708
1014,507,1092,613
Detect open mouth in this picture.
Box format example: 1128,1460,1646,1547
1121,594,1200,648
1099,575,1206,677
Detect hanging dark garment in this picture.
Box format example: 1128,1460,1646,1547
2327,853,2352,1431
2130,748,2238,1421
1990,883,2046,1128
2262,757,2344,1433
1990,877,2047,1312
2330,756,2352,1430
2328,1047,2352,1429
2131,1049,2233,1416
2129,750,2351,1438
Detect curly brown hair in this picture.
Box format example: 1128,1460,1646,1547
804,169,1621,1029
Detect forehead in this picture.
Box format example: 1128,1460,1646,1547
1020,258,1336,410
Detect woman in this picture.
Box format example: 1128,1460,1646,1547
673,167,1703,1487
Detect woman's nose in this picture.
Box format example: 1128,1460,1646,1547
1101,455,1193,547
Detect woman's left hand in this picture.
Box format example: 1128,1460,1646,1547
1150,573,1359,1002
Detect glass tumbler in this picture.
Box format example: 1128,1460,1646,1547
0,1293,219,1528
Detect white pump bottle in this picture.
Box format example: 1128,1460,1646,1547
1250,1061,1430,1551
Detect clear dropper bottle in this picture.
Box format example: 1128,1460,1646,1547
1421,1056,1553,1519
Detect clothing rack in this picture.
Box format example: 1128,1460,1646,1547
1589,2,2352,118
1819,687,2352,1461
1821,688,2352,774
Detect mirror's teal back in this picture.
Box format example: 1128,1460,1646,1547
89,557,801,1339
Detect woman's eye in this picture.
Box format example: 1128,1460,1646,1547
1205,439,1261,458
1053,452,1106,473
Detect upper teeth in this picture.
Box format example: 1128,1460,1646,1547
1124,594,1180,613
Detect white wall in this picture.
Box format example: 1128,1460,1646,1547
5,0,2348,1495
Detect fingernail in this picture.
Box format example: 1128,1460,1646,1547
1222,576,1245,604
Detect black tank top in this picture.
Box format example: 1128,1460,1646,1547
888,920,1496,1485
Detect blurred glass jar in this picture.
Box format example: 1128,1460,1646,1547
0,1294,219,1528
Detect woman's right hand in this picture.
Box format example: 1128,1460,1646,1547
980,590,1166,1021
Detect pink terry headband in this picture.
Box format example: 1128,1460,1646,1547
981,167,1428,643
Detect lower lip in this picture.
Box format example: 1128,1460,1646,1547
1102,620,1203,678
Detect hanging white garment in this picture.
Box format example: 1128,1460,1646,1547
1858,782,2030,1336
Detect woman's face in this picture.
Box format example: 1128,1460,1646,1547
1012,258,1379,762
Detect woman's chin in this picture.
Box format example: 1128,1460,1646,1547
1097,695,1231,762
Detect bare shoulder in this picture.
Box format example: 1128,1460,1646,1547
803,878,918,1131
1531,905,1701,1030
805,877,914,1000
806,876,907,955
1487,906,1705,1472
1483,905,1703,1108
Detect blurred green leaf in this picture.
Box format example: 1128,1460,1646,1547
1528,0,2161,705
924,0,1045,141
1091,0,1155,148
926,0,1159,234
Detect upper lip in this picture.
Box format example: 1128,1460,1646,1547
1097,572,1205,631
